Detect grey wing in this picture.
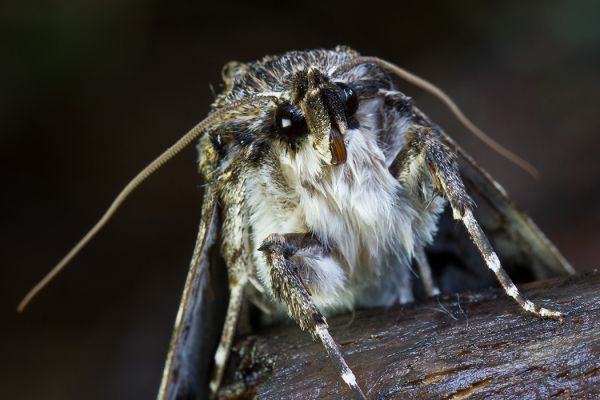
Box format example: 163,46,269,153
438,137,574,283
158,189,229,399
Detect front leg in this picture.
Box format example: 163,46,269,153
258,233,368,400
393,124,563,321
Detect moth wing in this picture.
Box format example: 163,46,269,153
158,190,228,399
453,142,574,279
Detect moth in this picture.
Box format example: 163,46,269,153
19,47,574,399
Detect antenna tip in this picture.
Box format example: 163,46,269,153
520,161,542,180
16,302,27,313
17,291,36,313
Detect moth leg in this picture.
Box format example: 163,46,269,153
460,209,563,321
259,233,368,400
209,285,244,396
414,247,440,296
395,125,563,321
209,186,250,397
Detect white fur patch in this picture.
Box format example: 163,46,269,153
524,300,536,312
506,284,519,298
214,345,228,367
247,97,442,314
539,308,560,318
342,369,357,387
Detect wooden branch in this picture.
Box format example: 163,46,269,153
220,271,600,399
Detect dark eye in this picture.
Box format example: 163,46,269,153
337,83,359,117
274,103,308,140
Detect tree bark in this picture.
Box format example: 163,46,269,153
220,271,600,399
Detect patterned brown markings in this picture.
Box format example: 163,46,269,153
557,298,576,305
553,366,599,391
525,365,547,373
428,162,444,194
579,366,599,378
444,377,493,400
549,388,571,398
475,340,510,350
556,370,571,379
407,365,474,386
455,349,473,357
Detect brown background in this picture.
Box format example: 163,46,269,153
2,1,599,399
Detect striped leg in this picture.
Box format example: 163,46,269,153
394,124,563,321
259,233,367,400
461,209,563,321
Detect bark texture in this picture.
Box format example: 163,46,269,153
220,271,600,399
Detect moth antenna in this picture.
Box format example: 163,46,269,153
17,95,279,313
335,56,540,179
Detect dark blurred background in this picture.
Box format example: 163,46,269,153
2,1,599,398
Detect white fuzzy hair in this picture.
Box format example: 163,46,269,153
246,95,444,315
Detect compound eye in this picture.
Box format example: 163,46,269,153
274,103,308,139
337,83,359,117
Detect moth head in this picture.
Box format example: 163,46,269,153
273,67,358,165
